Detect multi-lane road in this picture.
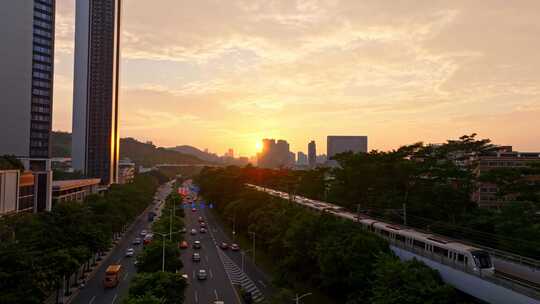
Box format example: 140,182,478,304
180,187,272,304
72,180,272,304
72,181,173,304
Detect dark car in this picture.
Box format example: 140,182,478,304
192,252,201,262
220,242,228,250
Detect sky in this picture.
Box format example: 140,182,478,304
53,0,540,157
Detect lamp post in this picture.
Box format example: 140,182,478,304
248,231,256,265
293,292,312,304
241,250,252,273
154,231,181,272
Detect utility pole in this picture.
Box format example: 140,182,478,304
169,206,173,240
356,203,361,222
232,214,236,242
162,236,166,272
403,203,407,226
249,231,256,264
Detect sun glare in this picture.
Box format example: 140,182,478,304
255,141,262,152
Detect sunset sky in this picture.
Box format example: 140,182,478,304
53,0,540,157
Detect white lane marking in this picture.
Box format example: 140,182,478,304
123,271,129,280
116,257,122,264
193,270,196,279
89,296,96,304
194,290,199,303
111,294,118,304
205,255,209,263
214,289,219,300
258,280,267,288
209,268,213,279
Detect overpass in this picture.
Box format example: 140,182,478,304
247,184,540,304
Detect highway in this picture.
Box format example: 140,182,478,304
72,182,173,304
180,186,272,304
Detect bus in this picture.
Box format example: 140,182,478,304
103,264,122,288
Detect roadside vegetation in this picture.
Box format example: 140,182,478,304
217,134,540,259
0,171,166,304
195,169,467,304
122,191,188,304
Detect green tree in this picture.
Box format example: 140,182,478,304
370,256,456,304
136,240,182,273
122,293,164,304
127,272,187,304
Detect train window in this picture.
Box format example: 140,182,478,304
433,246,448,257
380,230,390,237
413,239,425,249
457,254,465,262
472,251,493,269
395,234,405,242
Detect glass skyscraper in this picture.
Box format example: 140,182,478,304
73,0,122,185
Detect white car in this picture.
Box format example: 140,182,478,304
140,230,147,236
126,248,135,257
190,229,197,235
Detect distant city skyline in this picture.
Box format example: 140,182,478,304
51,0,540,156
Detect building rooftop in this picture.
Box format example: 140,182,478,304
52,178,101,191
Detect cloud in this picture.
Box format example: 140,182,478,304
52,0,540,155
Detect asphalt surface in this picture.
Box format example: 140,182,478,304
72,182,173,304
180,204,241,304
179,188,273,304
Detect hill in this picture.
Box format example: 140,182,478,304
51,131,208,167
167,145,222,163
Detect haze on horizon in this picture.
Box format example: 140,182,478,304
53,0,540,156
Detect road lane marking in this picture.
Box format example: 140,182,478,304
111,294,118,304
194,290,199,303
209,268,213,279
89,296,96,304
214,289,219,300
205,255,209,263
193,270,195,279
258,280,267,288
123,271,129,280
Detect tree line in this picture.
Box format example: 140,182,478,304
0,171,167,304
122,190,188,304
195,168,472,304
240,134,540,259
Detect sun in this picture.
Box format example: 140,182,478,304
255,141,262,152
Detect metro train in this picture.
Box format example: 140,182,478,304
250,184,540,286
358,217,495,275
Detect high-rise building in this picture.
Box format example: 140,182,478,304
297,152,308,166
308,140,316,168
72,0,122,185
257,139,293,168
0,0,55,212
327,136,368,158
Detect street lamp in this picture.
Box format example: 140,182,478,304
230,214,236,241
248,231,256,264
154,231,182,272
293,292,312,304
241,249,252,273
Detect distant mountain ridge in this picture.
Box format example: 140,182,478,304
51,131,210,167
167,145,222,163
